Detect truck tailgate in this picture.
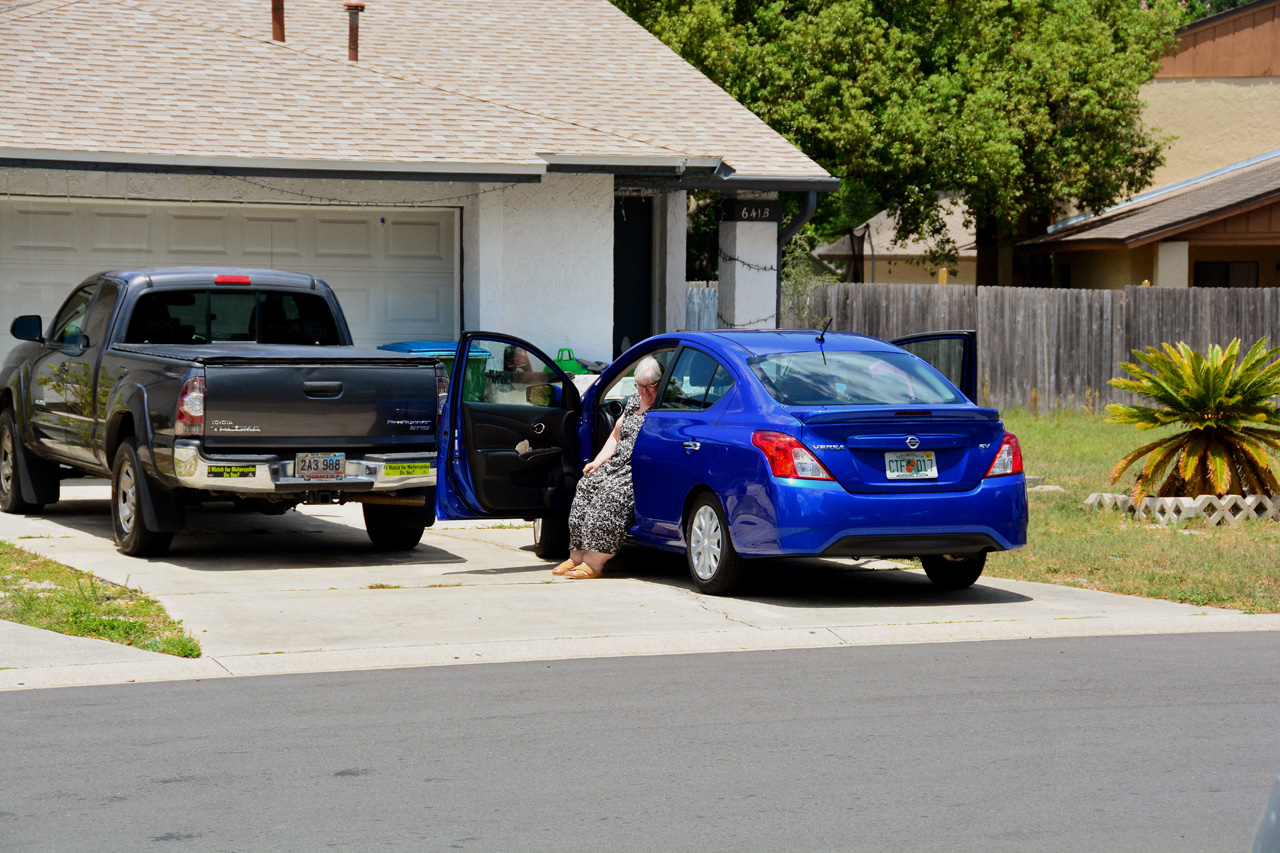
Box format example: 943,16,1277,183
184,347,438,453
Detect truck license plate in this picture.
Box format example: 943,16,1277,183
296,452,346,480
885,450,937,480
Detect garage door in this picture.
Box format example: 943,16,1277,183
0,199,459,360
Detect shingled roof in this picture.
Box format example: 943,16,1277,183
1024,149,1280,249
0,0,835,189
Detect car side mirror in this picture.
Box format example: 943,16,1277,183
76,333,91,350
525,383,562,407
10,315,43,343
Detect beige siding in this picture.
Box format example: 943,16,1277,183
1140,78,1280,187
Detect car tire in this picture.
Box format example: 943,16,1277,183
111,438,173,557
685,493,745,596
363,504,426,551
0,409,43,514
921,553,987,590
532,515,570,559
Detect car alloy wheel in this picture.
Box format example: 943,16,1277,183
688,504,723,582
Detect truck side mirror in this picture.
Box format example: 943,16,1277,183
10,315,43,343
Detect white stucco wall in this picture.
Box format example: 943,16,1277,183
494,172,614,363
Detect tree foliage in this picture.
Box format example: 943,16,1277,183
614,0,1184,262
1106,338,1280,499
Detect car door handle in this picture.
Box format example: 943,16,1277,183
532,423,545,435
683,440,701,454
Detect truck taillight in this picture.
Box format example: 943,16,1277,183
985,432,1023,477
751,431,835,481
177,376,205,436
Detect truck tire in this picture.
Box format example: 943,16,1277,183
532,515,570,559
0,409,43,514
363,504,425,551
111,438,174,557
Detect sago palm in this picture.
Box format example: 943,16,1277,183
1106,337,1280,499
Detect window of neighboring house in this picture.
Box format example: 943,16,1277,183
1194,261,1259,288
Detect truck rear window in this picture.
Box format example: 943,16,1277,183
125,291,340,345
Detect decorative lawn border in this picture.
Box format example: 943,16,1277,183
1085,493,1279,527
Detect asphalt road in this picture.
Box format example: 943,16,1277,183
3,632,1277,852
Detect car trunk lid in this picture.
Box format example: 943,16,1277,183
791,406,1004,494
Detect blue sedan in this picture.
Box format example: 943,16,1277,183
437,329,1028,595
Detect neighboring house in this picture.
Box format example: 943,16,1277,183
1141,0,1280,188
1021,0,1280,289
0,0,836,364
1023,149,1280,289
814,204,976,285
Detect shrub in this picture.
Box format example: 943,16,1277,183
1106,337,1280,499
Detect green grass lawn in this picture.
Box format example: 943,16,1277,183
0,541,200,657
984,409,1280,613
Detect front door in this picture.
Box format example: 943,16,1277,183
436,333,582,521
613,196,653,358
891,331,979,403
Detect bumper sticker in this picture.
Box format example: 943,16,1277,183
383,462,432,477
207,465,257,479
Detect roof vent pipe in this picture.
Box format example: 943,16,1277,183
344,1,365,62
271,0,284,42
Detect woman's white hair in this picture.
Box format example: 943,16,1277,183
635,355,663,384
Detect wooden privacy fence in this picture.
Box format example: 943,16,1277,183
797,283,1280,412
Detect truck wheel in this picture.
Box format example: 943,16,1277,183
363,504,425,551
0,410,42,514
111,439,173,557
921,553,987,590
532,515,569,559
685,493,745,596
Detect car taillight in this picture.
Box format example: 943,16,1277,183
751,431,835,481
985,432,1023,477
177,376,205,436
214,275,251,285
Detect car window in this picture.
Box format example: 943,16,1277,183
658,347,732,411
600,348,676,402
460,340,563,407
47,284,97,347
125,291,340,345
80,282,120,349
748,350,965,406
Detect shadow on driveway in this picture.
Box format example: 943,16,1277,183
26,499,469,569
527,545,1034,608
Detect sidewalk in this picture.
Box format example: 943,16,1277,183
3,481,1278,691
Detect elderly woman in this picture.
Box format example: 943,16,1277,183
553,355,663,579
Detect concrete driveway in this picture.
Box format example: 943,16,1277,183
2,479,1276,691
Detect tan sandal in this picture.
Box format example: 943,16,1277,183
565,566,603,579
551,559,578,576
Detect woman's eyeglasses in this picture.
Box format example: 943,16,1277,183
637,381,659,390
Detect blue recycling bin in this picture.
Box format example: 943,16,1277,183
378,340,489,399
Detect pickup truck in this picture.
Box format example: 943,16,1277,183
0,267,443,557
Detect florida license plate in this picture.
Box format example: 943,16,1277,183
885,450,937,480
295,452,346,480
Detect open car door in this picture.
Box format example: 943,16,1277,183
436,332,583,521
890,330,979,404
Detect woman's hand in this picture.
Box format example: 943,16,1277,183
583,459,603,475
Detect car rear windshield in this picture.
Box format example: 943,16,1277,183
124,290,341,345
748,350,965,406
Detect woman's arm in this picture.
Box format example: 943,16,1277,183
583,418,624,475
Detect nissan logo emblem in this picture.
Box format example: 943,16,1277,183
906,436,920,449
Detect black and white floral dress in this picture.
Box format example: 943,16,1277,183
568,394,647,554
